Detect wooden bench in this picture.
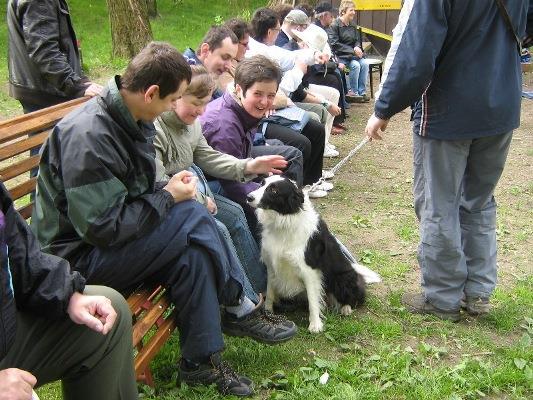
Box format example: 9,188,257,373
0,98,175,387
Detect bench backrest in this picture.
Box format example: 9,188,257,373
0,97,89,219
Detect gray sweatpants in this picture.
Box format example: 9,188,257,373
412,132,513,311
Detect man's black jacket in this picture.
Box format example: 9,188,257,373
7,0,89,108
0,182,85,360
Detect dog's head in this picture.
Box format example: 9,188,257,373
247,175,304,215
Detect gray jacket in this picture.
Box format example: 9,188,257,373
7,0,89,107
153,111,254,204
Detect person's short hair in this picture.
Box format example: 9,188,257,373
196,25,238,55
295,3,314,18
234,55,281,96
251,8,279,42
272,4,294,23
183,65,216,99
224,18,251,41
339,0,355,16
121,42,191,98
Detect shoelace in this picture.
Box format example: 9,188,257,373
261,309,288,324
215,361,241,392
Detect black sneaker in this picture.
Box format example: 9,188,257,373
222,295,297,344
178,352,253,397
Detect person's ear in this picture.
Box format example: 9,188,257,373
199,43,210,59
144,85,160,103
235,83,244,100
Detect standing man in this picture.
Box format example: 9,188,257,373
7,0,102,113
365,0,531,321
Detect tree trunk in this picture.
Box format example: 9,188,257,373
146,0,158,19
106,0,153,59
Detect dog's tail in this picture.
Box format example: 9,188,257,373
352,263,382,284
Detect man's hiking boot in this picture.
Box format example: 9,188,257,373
402,293,461,322
461,296,491,316
178,352,253,397
222,295,297,344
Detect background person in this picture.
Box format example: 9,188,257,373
329,0,370,102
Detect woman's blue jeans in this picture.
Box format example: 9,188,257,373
340,57,369,96
210,186,267,294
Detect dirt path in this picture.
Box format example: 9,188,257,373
321,86,532,295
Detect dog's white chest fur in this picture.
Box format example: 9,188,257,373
258,203,326,332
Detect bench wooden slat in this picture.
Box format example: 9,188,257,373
17,203,33,220
132,295,172,347
0,97,89,143
0,155,39,181
127,286,165,317
10,177,36,200
134,315,176,378
0,131,50,161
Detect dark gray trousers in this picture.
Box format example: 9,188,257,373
0,286,138,400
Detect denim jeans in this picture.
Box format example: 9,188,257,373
78,200,246,360
210,190,267,294
340,57,369,96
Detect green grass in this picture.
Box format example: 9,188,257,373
1,1,531,399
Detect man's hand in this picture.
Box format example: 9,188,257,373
354,46,364,59
338,62,345,70
245,155,287,175
327,103,341,116
365,113,389,141
163,170,197,203
0,369,37,400
67,292,116,335
314,51,329,65
206,197,217,214
84,82,103,97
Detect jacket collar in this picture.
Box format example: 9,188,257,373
103,76,153,141
223,86,262,131
158,110,187,132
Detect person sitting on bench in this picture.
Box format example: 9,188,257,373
31,41,297,397
0,182,138,400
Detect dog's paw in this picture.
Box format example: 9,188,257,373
308,319,324,333
340,305,353,316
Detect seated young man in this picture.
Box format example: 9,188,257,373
32,42,296,397
0,183,137,400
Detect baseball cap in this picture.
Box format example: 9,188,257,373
284,10,309,25
315,2,337,14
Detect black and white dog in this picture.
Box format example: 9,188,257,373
247,176,381,333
